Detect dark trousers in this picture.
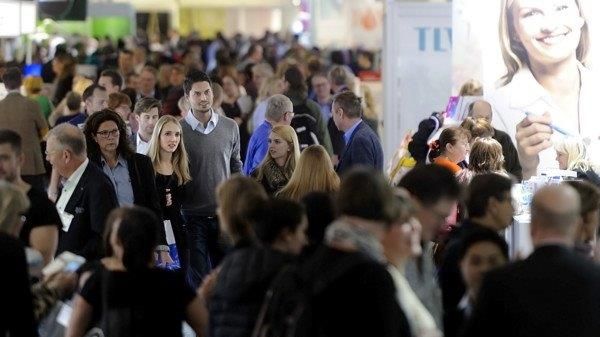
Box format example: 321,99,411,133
181,211,224,288
172,221,190,280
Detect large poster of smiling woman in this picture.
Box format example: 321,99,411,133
485,0,600,179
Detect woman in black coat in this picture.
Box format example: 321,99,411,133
83,109,168,260
206,177,308,337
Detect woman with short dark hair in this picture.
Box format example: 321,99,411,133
83,109,168,258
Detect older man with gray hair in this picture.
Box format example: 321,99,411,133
464,184,600,337
46,124,118,260
243,94,294,175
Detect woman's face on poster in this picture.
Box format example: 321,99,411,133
511,0,584,66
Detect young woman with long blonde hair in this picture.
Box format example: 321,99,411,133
147,115,192,270
252,125,300,195
277,145,340,201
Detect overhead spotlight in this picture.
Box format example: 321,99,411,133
292,0,301,6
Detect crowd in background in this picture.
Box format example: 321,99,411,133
1,28,600,337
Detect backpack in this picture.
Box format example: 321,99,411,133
252,247,367,337
290,102,320,150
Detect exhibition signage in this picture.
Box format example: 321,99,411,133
383,1,452,162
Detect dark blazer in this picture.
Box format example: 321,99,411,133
463,245,600,337
210,244,292,337
90,153,165,244
56,162,119,260
336,120,384,174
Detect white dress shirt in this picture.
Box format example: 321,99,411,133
136,133,150,155
185,108,219,135
56,159,89,232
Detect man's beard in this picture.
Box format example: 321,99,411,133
194,104,211,114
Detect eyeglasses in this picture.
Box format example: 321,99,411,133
96,129,120,139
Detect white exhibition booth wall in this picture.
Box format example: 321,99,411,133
383,1,452,162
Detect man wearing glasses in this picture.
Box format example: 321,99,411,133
243,94,294,175
398,164,462,328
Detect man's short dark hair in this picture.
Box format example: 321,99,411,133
466,173,513,218
458,229,509,262
333,91,363,119
398,164,461,206
183,69,212,96
283,66,307,93
0,129,22,153
65,92,82,111
100,69,123,88
338,167,398,224
2,67,22,90
82,84,106,102
256,198,306,245
134,97,161,116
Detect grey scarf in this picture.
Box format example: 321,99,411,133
325,219,386,263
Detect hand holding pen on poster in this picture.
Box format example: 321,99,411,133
515,112,554,177
523,112,575,137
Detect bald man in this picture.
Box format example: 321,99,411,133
468,100,522,180
464,184,600,337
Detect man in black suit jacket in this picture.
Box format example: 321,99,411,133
46,124,118,260
463,184,600,337
332,91,383,174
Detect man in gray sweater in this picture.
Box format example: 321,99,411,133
181,69,242,288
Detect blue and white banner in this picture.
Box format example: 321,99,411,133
383,2,452,162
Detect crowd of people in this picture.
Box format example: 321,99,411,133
1,25,600,337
